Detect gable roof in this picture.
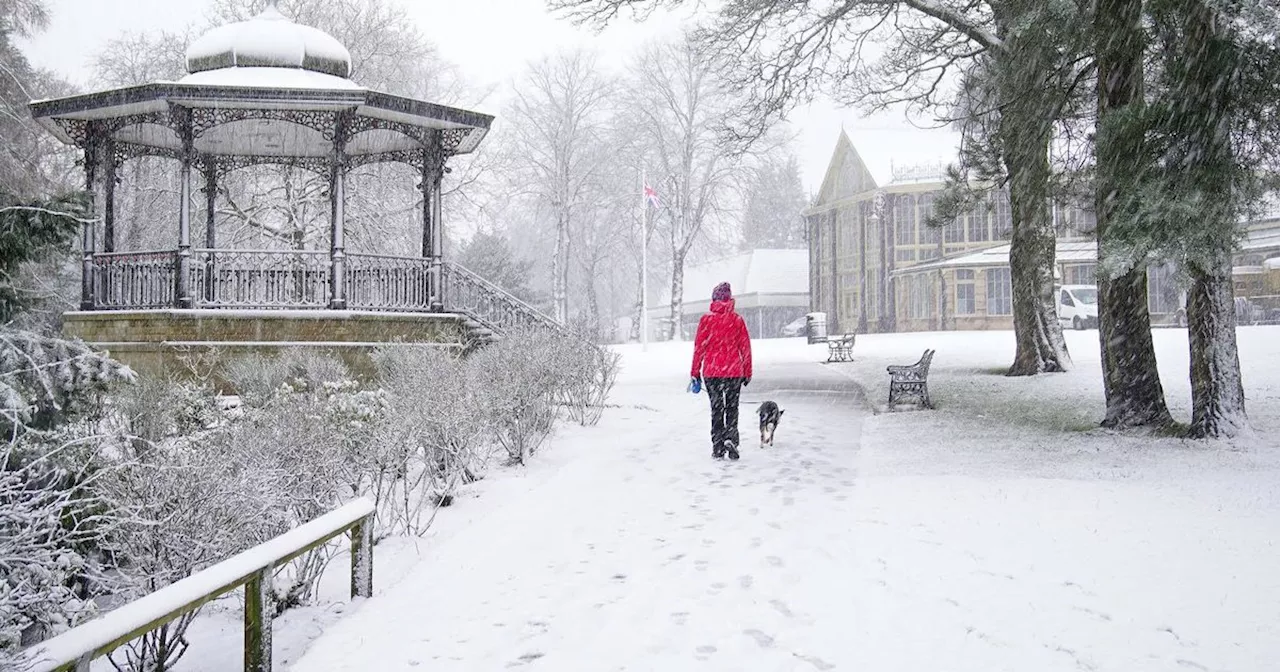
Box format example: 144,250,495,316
814,129,878,207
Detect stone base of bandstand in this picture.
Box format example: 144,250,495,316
62,309,470,390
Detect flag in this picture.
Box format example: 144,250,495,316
643,182,660,208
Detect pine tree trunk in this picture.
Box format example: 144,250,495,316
1004,140,1069,375
1186,254,1247,437
1094,0,1174,429
1180,0,1247,438
669,249,687,342
993,5,1070,376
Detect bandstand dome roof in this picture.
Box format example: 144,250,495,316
184,5,353,82
27,2,491,165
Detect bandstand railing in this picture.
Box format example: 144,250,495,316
441,260,562,334
346,253,435,311
79,250,578,344
192,248,331,309
92,250,178,309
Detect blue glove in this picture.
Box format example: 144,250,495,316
688,377,702,394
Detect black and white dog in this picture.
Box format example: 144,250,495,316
757,401,784,447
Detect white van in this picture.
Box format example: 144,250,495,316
1057,284,1098,330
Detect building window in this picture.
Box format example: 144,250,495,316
944,213,965,244
955,269,976,315
1064,264,1096,285
894,196,915,246
993,191,1013,239
986,267,1013,315
967,207,990,242
1147,263,1182,315
908,275,932,319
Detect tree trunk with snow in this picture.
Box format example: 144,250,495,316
1002,134,1069,375
552,207,570,323
1094,0,1175,429
1186,253,1247,437
668,248,687,341
992,3,1070,376
1178,0,1247,438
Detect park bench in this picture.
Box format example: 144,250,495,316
826,333,857,363
887,349,935,410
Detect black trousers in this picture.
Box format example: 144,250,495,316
704,377,743,449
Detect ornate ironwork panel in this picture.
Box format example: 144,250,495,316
346,115,432,146
346,253,434,311
189,107,341,140
206,154,334,178
92,250,178,310
191,249,331,308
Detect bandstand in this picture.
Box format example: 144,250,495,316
30,1,554,375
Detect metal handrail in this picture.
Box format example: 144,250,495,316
21,498,376,672
442,260,557,326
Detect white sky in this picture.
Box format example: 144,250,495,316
18,0,962,194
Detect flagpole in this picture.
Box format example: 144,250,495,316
640,167,648,352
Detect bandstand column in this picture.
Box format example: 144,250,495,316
329,112,350,310
102,138,117,253
80,124,106,310
421,136,445,311
174,106,195,309
202,160,218,304
329,160,347,309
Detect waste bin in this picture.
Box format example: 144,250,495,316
805,312,828,344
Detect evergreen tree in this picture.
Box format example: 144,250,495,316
0,192,89,324
741,154,807,250
456,230,538,304
1105,0,1280,437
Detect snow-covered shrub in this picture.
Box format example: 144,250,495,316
220,383,363,614
547,337,619,427
113,376,223,457
96,434,286,672
221,348,348,409
467,329,559,465
369,346,486,535
0,438,114,670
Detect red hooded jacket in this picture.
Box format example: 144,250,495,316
690,298,753,380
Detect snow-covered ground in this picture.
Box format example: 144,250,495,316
143,327,1277,671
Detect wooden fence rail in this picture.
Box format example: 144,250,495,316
21,498,376,672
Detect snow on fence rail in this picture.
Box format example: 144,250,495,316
21,498,376,672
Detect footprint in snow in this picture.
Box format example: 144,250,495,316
738,574,754,589
694,644,717,660
793,653,837,670
769,599,794,617
743,629,776,648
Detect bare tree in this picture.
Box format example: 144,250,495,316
625,34,749,340
505,50,613,323
552,0,1087,370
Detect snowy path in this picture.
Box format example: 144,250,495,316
290,358,870,671
287,338,1278,672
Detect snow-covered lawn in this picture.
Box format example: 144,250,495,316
133,327,1277,672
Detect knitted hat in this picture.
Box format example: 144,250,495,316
712,282,732,302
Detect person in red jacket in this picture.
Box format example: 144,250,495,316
690,281,753,460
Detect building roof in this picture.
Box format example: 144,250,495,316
891,239,1097,276
657,249,809,306
27,2,492,162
